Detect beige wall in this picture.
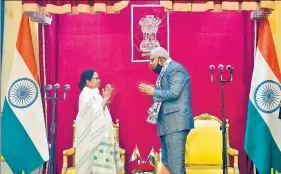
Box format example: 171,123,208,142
1,1,39,109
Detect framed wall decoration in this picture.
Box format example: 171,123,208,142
131,4,170,63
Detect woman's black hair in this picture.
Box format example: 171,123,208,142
78,69,95,91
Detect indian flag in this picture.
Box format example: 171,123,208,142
244,19,281,174
130,146,141,162
1,15,49,173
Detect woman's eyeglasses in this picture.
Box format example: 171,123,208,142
92,77,99,80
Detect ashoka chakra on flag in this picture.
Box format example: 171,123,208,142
254,80,281,114
8,77,39,109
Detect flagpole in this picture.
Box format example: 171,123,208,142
145,146,154,163
253,15,257,174
0,1,4,172
137,145,143,163
254,17,257,59
251,10,258,174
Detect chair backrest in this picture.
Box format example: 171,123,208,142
185,113,230,166
73,121,76,145
112,119,120,147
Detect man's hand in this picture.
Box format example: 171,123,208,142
139,83,155,96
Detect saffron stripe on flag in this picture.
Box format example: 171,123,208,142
16,15,39,83
258,19,281,83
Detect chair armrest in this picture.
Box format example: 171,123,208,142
228,147,239,156
63,147,76,156
61,148,76,174
228,147,239,174
118,148,126,174
119,148,125,155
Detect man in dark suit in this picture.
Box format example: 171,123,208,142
139,47,194,174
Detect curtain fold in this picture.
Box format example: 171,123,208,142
22,0,129,14
160,0,275,12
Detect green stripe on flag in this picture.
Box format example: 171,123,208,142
1,98,45,173
245,101,281,174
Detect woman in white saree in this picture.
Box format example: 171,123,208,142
75,70,124,174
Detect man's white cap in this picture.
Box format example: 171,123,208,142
150,47,169,59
